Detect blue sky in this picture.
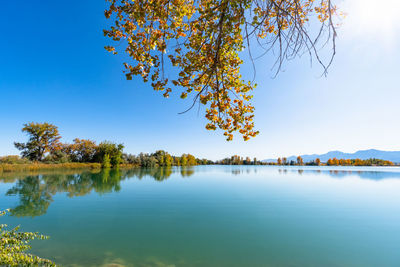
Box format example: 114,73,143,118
1,0,399,160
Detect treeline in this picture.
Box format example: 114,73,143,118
214,155,264,165
122,150,212,167
276,156,315,166
326,158,394,166
275,156,395,166
12,122,125,167
9,122,206,168
8,122,396,169
6,122,266,169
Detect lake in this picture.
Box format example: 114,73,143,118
1,166,400,267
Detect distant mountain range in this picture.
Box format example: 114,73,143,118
263,149,400,163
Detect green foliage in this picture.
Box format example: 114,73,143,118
0,210,56,266
102,154,111,169
95,141,124,168
0,156,31,164
65,138,98,162
43,151,71,164
180,155,188,166
124,151,202,167
14,122,62,161
141,155,158,168
110,153,122,168
12,123,128,168
9,123,209,169
216,155,264,165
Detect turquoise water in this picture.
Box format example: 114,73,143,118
1,166,400,266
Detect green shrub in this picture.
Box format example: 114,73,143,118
110,153,122,168
43,151,71,164
0,210,56,266
102,154,111,169
95,141,124,168
0,155,31,164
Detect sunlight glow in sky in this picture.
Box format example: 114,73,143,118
342,0,400,47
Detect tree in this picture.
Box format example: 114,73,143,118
104,0,338,141
181,154,188,166
95,141,124,168
277,157,282,165
315,158,321,166
14,122,62,161
153,150,167,166
69,138,98,162
164,153,173,166
102,154,111,169
297,156,303,165
186,154,197,165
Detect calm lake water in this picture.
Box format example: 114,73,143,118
1,166,400,267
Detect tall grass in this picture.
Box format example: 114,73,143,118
0,162,139,175
0,163,102,173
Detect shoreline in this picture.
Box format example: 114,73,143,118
0,163,138,174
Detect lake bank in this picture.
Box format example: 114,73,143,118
0,162,138,174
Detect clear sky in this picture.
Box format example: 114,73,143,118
1,0,399,160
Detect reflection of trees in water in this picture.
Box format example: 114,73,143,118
6,175,52,217
229,167,259,176
181,167,194,177
4,167,187,217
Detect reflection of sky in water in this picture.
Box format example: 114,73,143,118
223,165,400,180
276,166,400,180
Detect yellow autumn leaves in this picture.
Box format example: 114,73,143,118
104,0,337,141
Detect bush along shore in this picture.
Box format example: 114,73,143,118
2,122,395,173
0,122,213,173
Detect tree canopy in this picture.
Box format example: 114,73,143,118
104,0,338,140
14,122,62,161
